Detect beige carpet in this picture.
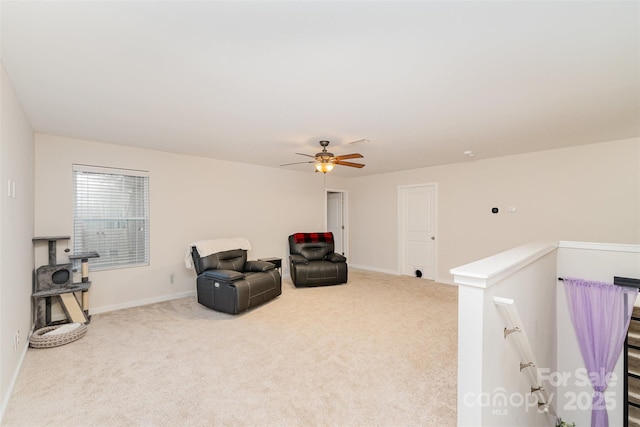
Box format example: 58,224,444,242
2,269,458,427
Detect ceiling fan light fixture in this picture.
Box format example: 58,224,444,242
315,161,334,173
284,140,364,172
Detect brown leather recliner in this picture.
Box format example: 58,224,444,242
191,247,281,314
288,232,348,287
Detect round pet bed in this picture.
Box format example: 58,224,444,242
29,323,88,348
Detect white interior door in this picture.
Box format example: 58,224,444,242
399,184,436,280
326,191,344,255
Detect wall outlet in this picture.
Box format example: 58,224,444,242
13,329,20,352
6,180,17,198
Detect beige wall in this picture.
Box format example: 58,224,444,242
349,138,640,283
0,64,34,415
6,98,640,422
30,135,640,304
34,134,350,313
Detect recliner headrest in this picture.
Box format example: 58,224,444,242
288,233,335,261
292,232,333,244
194,248,247,274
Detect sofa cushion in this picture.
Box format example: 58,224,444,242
202,269,245,282
244,260,276,272
199,249,247,272
300,245,330,261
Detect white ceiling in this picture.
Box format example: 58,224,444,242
1,1,638,177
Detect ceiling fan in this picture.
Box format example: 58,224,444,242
280,140,365,173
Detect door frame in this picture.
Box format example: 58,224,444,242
324,188,349,259
397,183,438,280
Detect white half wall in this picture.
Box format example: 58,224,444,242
452,242,558,427
34,134,350,313
452,241,640,426
556,241,640,427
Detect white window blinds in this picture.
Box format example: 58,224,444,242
73,165,149,270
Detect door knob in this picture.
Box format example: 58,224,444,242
431,236,435,240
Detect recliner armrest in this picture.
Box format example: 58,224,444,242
244,260,275,272
326,253,347,263
201,269,245,282
290,254,308,265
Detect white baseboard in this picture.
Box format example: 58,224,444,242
350,264,456,286
0,331,31,424
90,290,196,315
349,264,401,276
87,269,453,317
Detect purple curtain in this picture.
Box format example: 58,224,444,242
564,277,638,427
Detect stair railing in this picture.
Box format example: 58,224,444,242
494,296,557,417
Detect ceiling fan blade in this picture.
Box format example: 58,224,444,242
334,153,363,160
280,161,314,167
295,152,316,158
335,160,365,168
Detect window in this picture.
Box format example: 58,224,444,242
73,164,149,270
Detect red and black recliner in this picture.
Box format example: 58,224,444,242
288,232,348,287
